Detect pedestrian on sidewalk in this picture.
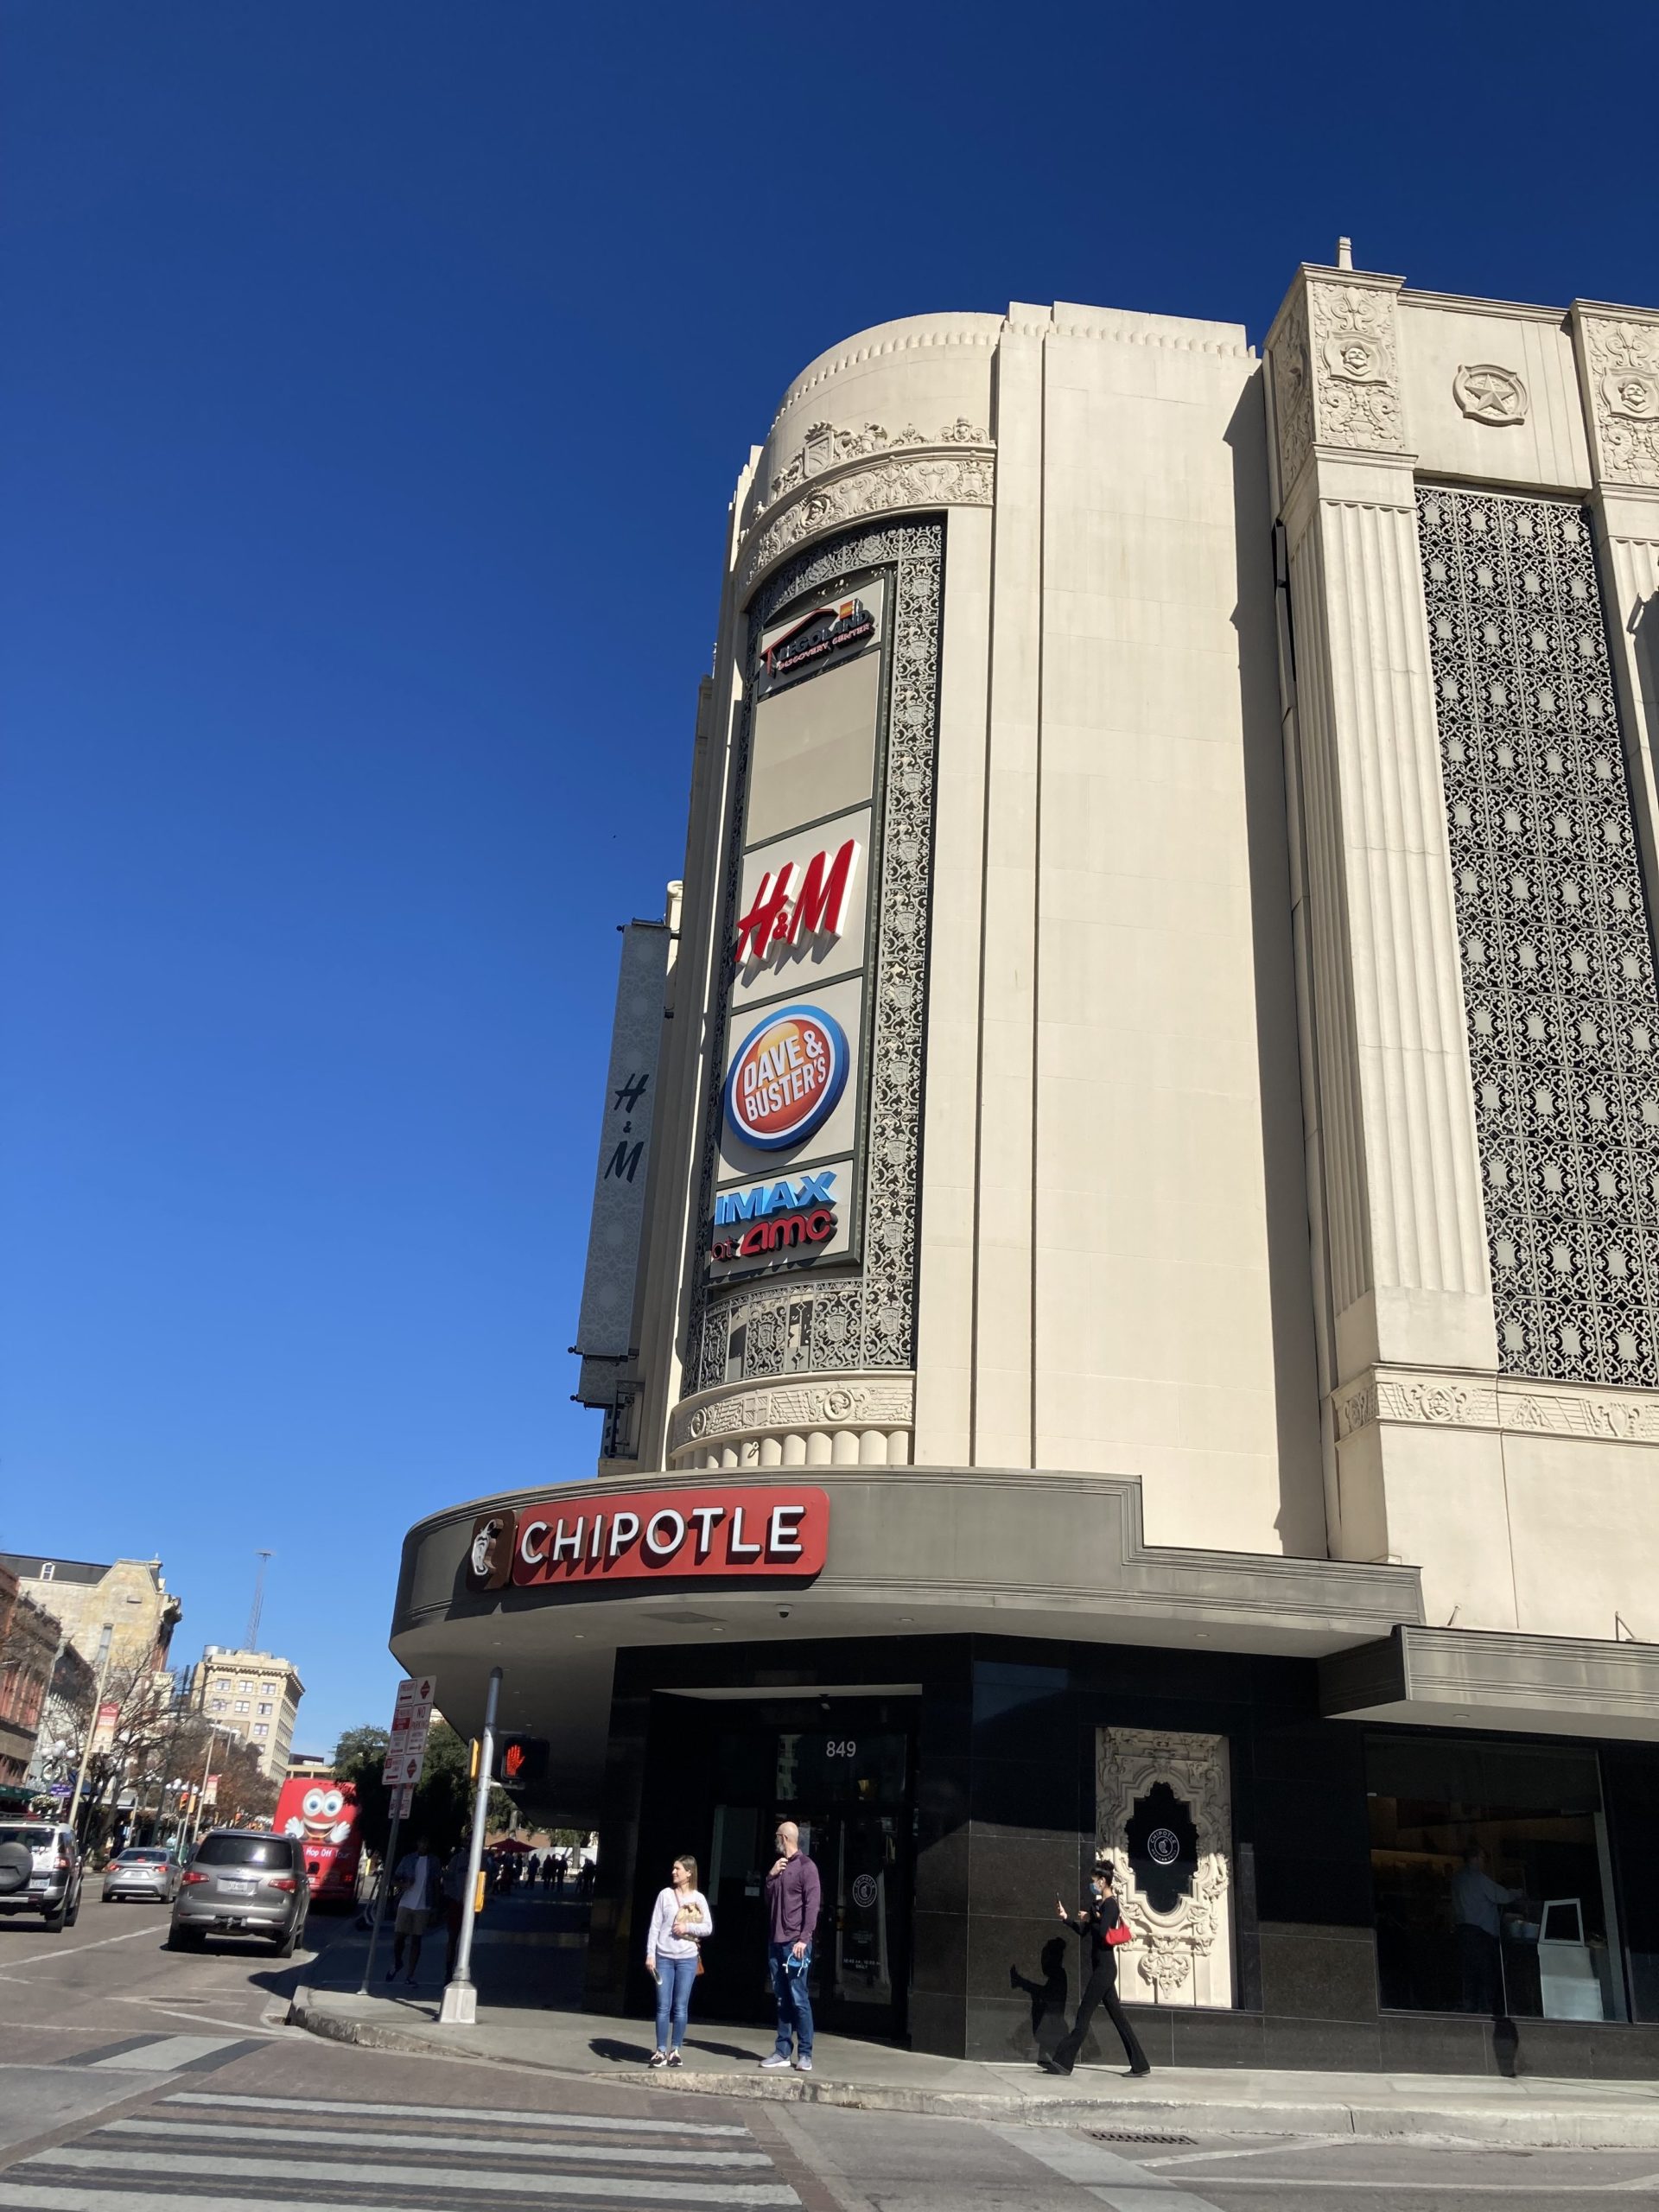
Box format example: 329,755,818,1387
1045,1855,1150,2078
389,1834,442,1987
440,1838,473,1982
644,1853,713,2069
760,1820,820,2073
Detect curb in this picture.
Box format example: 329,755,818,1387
285,1996,1659,2152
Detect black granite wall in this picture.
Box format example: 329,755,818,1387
583,1630,1659,2078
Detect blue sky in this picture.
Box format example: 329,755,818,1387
3,3,1656,1755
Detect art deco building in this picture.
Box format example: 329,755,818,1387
393,252,1659,2071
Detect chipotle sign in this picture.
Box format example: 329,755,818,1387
466,1486,830,1594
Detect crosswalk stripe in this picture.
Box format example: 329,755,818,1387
0,2194,425,2212
88,2037,242,2073
163,2090,749,2138
104,2119,771,2169
27,2149,800,2208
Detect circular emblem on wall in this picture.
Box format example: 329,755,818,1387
1453,363,1529,427
851,1872,879,1909
1146,1827,1182,1866
723,1004,849,1152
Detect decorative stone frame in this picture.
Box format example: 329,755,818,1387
684,518,944,1399
1096,1727,1235,2008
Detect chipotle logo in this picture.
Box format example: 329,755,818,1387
464,1486,830,1594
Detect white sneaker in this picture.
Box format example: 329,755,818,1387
648,2050,667,2069
794,2056,813,2072
759,2053,792,2069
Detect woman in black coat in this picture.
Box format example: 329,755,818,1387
1044,1856,1151,2076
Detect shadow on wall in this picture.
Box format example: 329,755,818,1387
1224,371,1328,1562
1009,1936,1069,2063
1633,590,1659,831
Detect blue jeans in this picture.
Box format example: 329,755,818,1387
769,1940,813,2058
653,1952,698,2053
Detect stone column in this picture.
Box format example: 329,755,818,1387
1573,304,1659,907
1268,267,1499,1567
1268,267,1497,1386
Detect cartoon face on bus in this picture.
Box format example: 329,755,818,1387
273,1777,362,1901
283,1783,353,1845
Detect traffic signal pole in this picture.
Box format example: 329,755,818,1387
356,1804,402,1996
439,1664,500,2026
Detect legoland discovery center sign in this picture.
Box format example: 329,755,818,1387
723,1003,849,1151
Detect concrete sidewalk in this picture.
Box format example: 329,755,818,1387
289,1983,1659,2151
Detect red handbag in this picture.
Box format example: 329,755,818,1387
1105,1918,1134,1947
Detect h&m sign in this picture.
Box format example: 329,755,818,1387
466,1486,830,1593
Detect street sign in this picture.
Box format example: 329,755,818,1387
393,1783,416,1820
47,1783,70,1799
380,1674,438,1789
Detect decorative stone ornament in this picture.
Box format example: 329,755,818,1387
667,1371,916,1468
1453,363,1529,426
1580,311,1659,487
766,420,991,512
740,449,989,600
1418,484,1659,1384
1268,269,1405,497
1096,1728,1234,2008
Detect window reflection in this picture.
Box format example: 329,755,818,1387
1366,1736,1626,2022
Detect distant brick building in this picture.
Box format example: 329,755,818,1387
0,1567,62,1797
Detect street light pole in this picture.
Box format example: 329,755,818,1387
65,1624,114,1840
186,1725,231,1851
439,1665,501,2026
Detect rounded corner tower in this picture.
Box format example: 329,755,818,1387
623,296,1319,1560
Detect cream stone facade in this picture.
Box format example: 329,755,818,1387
616,303,1325,1567
601,271,1659,1663
0,1554,181,1682
191,1643,303,1781
397,258,1659,2071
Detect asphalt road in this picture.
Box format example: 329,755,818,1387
0,1897,1656,2209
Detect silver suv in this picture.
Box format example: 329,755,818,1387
169,1827,308,1955
0,1821,83,1933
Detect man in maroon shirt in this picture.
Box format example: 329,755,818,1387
760,1820,821,2071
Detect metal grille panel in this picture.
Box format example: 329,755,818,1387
1419,484,1659,1384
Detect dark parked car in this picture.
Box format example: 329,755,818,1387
0,1822,82,1932
102,1846,181,1904
168,1827,308,1955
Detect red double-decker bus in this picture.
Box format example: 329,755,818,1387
273,1777,362,1909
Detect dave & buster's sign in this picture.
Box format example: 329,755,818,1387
724,1004,849,1151
466,1487,830,1593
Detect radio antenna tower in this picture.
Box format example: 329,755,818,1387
245,1551,274,1649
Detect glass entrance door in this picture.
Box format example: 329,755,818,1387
823,1808,906,2024
703,1723,912,2040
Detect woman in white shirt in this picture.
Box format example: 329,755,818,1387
645,1853,713,2067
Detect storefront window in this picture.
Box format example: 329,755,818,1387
1367,1735,1626,2021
